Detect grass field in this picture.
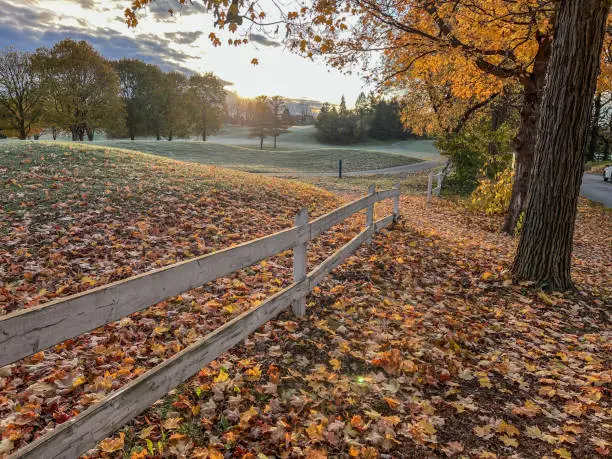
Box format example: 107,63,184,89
20,125,439,173
84,138,422,173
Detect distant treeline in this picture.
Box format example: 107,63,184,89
315,94,416,144
0,39,230,141
0,39,298,144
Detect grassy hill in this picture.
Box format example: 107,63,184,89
85,138,422,173
0,142,343,314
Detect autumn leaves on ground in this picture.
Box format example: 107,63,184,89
1,143,610,458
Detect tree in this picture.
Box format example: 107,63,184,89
188,73,226,141
161,71,190,140
0,48,42,139
268,96,292,148
512,0,609,290
33,39,124,141
248,95,273,149
113,59,158,140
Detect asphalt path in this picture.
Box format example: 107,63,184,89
581,173,612,208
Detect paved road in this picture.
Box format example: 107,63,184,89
581,173,612,208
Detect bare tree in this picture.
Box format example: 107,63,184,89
0,47,42,139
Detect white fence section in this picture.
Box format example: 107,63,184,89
427,171,444,204
2,184,401,459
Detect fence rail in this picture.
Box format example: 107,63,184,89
4,184,401,458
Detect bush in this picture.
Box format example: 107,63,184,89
437,116,514,195
468,167,513,215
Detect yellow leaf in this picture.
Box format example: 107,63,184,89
139,425,155,439
498,421,519,437
239,406,258,427
245,365,262,381
214,369,229,383
554,448,572,459
499,435,518,447
99,432,125,453
71,375,87,389
329,358,341,371
162,417,182,430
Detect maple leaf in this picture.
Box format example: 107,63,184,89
499,435,519,447
512,399,541,417
162,417,183,430
99,432,125,453
554,448,572,459
497,421,519,437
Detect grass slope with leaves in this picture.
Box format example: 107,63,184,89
1,142,373,456
1,142,611,458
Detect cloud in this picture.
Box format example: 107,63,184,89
250,33,280,48
146,0,207,20
0,1,196,74
164,31,203,45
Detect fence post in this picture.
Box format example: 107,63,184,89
292,207,308,317
393,182,400,221
427,172,433,205
366,184,376,243
339,159,343,179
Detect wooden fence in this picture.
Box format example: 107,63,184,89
2,184,401,458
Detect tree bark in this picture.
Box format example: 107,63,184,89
86,128,94,141
512,0,609,290
503,36,552,234
587,92,602,161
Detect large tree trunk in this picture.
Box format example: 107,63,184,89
503,36,552,234
587,93,602,161
86,128,94,141
512,0,609,290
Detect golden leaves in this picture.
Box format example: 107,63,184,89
99,432,125,453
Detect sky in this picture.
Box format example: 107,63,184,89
0,0,367,105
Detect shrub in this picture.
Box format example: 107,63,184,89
467,167,513,215
437,115,514,195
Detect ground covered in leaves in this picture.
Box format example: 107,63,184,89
1,143,611,458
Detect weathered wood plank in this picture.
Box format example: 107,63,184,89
366,184,376,244
0,226,300,367
309,194,376,239
308,189,397,240
12,282,304,459
292,208,308,317
375,188,400,201
393,183,400,218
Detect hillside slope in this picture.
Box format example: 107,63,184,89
1,142,341,314
0,142,372,455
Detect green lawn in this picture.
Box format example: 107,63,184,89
82,139,422,173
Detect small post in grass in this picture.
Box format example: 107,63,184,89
338,159,343,179
292,207,308,317
427,172,433,206
366,184,375,243
393,182,400,221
